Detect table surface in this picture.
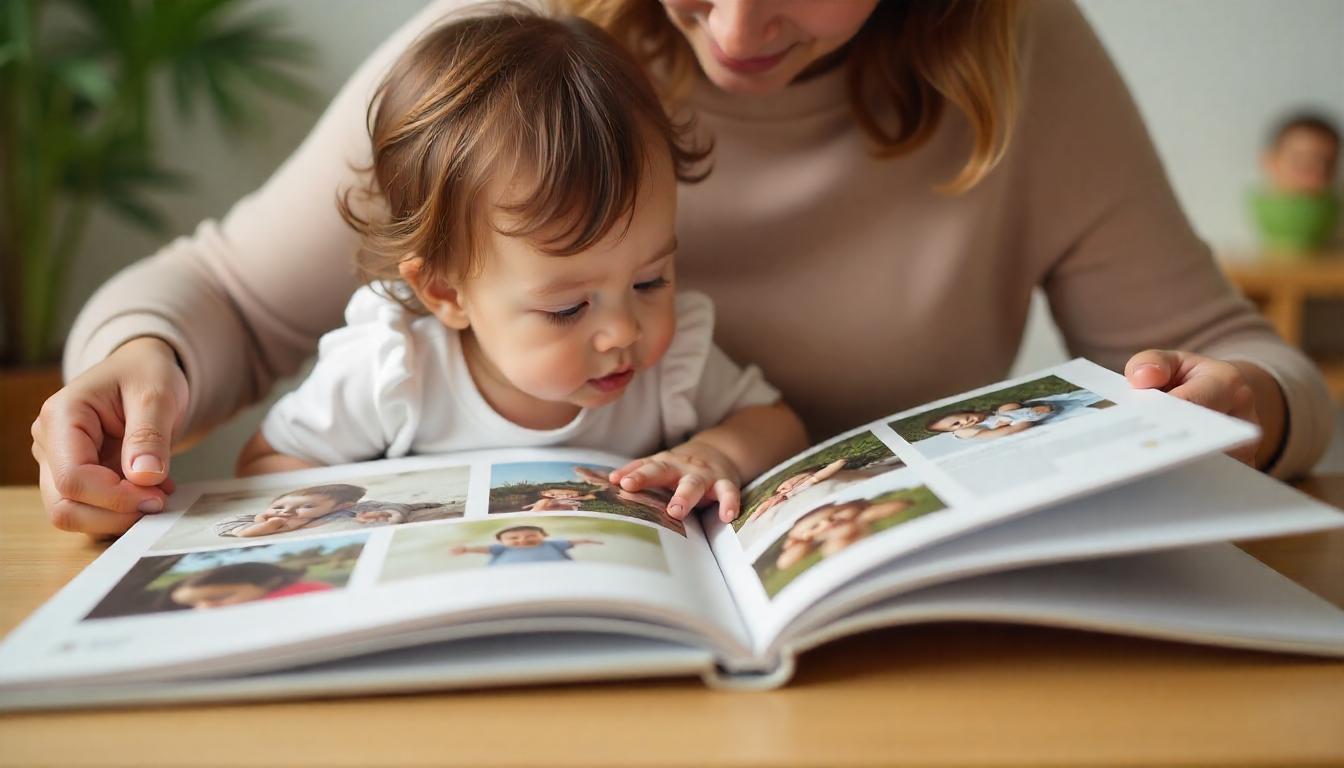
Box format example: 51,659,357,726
2,480,1343,768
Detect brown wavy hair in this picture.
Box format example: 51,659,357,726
561,0,1022,193
340,5,710,294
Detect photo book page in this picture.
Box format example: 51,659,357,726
0,358,1294,698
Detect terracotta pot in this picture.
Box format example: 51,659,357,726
1,366,63,486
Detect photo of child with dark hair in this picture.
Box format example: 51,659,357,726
449,524,603,566
152,465,470,551
752,486,946,599
166,562,333,610
379,516,669,582
732,431,905,548
889,376,1114,460
85,534,367,620
488,462,684,535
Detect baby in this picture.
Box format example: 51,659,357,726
235,8,807,523
926,389,1105,441
450,525,601,567
774,497,914,571
213,484,367,538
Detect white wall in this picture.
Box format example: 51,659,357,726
1077,0,1344,251
55,1,1343,479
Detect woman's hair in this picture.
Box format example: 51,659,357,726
173,562,302,591
273,484,366,506
563,0,1022,193
341,4,710,296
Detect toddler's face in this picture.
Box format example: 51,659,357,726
929,411,985,432
498,529,547,548
1263,127,1339,195
450,149,679,428
265,492,345,521
172,582,270,610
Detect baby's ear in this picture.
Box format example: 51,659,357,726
399,257,470,330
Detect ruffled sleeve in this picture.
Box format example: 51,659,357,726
658,292,782,445
259,287,424,464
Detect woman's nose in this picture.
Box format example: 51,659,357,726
707,0,780,58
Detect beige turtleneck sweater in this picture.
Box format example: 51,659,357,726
64,0,1333,477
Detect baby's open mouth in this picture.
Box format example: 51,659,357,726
590,369,633,393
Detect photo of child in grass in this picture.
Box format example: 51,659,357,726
487,461,685,535
733,431,905,547
152,465,471,551
378,516,669,582
752,486,947,599
85,534,367,620
888,376,1114,460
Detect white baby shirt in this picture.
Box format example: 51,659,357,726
261,288,781,465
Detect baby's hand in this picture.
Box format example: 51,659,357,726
610,441,742,523
355,509,405,524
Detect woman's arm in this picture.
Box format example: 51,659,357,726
34,1,469,537
1014,1,1331,477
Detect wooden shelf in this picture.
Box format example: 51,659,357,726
1219,250,1344,402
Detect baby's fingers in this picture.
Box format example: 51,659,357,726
712,479,741,523
667,474,709,520
616,458,680,493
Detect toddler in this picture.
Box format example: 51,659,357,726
450,525,601,566
236,8,808,522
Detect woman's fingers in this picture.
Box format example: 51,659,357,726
119,382,178,488
1124,349,1182,390
35,401,168,516
36,456,143,536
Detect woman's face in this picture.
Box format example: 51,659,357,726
661,0,878,94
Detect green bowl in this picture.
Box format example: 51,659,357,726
1250,189,1339,252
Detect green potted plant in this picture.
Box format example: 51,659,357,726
0,0,313,483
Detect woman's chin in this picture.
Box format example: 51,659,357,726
702,67,791,95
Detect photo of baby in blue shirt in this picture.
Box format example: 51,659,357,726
451,525,603,567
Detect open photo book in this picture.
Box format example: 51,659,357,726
3,359,1343,710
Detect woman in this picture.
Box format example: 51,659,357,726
33,0,1331,535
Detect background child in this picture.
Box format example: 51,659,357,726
168,562,333,610
450,525,601,567
234,9,808,523
1261,113,1341,196
213,484,366,538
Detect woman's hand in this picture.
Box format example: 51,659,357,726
31,337,188,536
1124,349,1285,468
610,441,744,523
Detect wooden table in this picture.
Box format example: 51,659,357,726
2,481,1343,767
1220,251,1344,400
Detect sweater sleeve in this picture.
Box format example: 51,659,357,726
61,0,469,442
1015,1,1332,478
